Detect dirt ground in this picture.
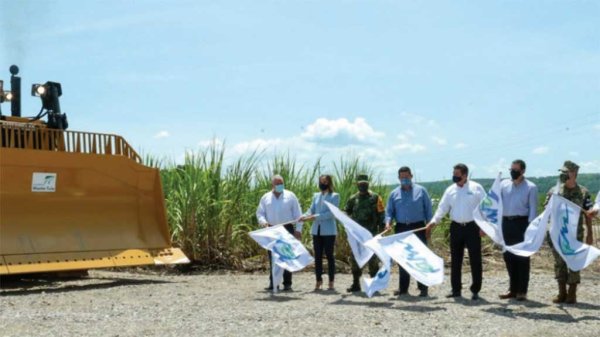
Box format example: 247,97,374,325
1,266,600,337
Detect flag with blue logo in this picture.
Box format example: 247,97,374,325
378,232,444,287
474,173,551,257
325,201,374,268
361,235,392,297
473,173,504,245
549,194,600,272
249,225,314,291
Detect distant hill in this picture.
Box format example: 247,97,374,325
409,173,600,198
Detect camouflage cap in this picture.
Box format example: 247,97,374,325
559,160,579,172
356,174,369,183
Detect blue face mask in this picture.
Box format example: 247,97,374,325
274,184,285,193
400,178,412,187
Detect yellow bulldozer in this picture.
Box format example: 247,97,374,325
0,65,188,275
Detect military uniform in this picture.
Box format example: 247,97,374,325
345,174,385,290
545,183,592,284
545,160,593,304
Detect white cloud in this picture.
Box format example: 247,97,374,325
485,158,508,175
154,130,170,139
301,117,384,145
454,142,467,149
532,146,549,155
432,136,447,146
579,160,600,172
400,112,440,128
393,143,427,153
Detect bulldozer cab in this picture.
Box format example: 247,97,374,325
0,65,188,275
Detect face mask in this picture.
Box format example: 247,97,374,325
358,184,369,193
510,169,522,180
274,184,284,193
452,175,462,183
559,173,569,183
400,178,412,187
318,183,329,191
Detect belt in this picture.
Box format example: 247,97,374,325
452,220,475,226
503,215,528,221
395,221,425,226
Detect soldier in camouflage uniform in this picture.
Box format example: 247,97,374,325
545,161,594,304
345,174,385,292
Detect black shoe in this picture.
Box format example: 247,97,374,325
393,289,408,296
446,292,461,298
419,289,428,297
264,285,273,291
282,286,292,292
346,285,361,293
471,293,480,301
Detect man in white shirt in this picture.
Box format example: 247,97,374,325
256,174,303,291
426,163,486,300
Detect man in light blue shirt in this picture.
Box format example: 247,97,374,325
499,159,538,301
385,166,433,297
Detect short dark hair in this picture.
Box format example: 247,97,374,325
398,166,412,175
453,163,469,176
512,159,526,171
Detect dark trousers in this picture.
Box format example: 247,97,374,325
313,231,336,282
268,224,294,288
395,221,427,293
450,221,482,295
502,216,531,294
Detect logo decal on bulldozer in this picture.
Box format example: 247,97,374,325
32,172,57,192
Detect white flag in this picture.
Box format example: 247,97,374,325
505,204,551,257
249,225,314,275
361,235,392,297
549,194,600,272
360,265,390,298
378,232,444,287
325,201,374,268
474,173,549,257
473,173,504,246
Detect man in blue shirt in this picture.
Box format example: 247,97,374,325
499,159,538,301
385,166,433,297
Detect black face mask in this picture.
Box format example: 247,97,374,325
560,173,569,183
510,169,522,180
318,183,329,191
358,184,369,193
452,175,462,183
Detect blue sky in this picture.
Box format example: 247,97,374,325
1,0,598,183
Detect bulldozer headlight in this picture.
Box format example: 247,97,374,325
3,91,13,101
32,83,46,96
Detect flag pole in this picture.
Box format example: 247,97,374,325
380,226,427,237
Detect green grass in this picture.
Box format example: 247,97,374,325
149,143,506,269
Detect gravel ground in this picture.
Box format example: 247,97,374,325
1,268,600,337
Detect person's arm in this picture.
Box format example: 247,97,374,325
300,194,317,221
528,185,539,222
583,192,594,245
428,187,451,227
256,195,269,227
423,187,433,223
291,194,303,234
344,196,354,216
377,195,385,230
384,191,395,230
